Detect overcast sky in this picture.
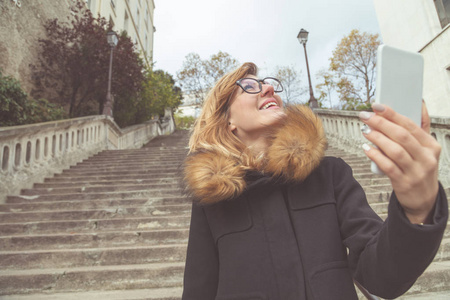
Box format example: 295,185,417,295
153,0,382,106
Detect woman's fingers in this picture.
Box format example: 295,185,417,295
421,100,431,133
360,104,441,160
362,143,404,179
361,124,416,174
359,111,424,162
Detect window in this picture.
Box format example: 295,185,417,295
434,0,450,28
124,11,129,33
136,9,140,33
109,16,115,29
145,34,148,53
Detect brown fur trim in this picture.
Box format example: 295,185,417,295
264,105,327,182
184,105,326,204
183,151,246,204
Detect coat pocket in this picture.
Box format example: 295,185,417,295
215,292,267,300
309,261,358,300
204,196,253,245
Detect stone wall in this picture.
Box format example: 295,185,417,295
0,109,176,203
316,109,450,188
0,0,76,94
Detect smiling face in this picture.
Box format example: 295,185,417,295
228,75,286,148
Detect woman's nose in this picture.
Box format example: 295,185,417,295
260,83,274,97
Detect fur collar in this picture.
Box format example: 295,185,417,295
184,105,327,204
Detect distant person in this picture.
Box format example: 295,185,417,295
181,62,448,300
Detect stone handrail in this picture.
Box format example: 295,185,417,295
316,109,450,188
0,108,175,203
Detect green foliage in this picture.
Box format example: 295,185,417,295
113,69,182,128
32,1,144,118
174,112,196,130
0,70,67,126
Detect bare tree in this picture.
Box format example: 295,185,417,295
329,29,381,110
177,51,239,104
274,65,305,104
315,69,336,109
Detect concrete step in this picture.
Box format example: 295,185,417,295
6,190,185,203
0,197,188,213
0,204,191,223
0,244,187,270
400,261,450,295
0,215,191,235
398,290,450,299
21,183,182,196
0,287,183,300
46,173,180,182
34,177,180,189
82,155,187,162
0,262,184,296
70,161,185,170
60,166,183,176
0,229,189,251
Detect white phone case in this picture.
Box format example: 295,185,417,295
371,45,424,175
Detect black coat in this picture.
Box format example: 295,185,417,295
182,157,448,300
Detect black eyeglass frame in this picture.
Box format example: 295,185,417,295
235,77,284,94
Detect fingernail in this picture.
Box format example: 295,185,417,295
362,143,371,151
359,111,374,120
360,124,371,135
372,103,385,112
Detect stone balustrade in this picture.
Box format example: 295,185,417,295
316,109,450,188
0,108,175,203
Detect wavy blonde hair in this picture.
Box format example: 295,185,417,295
188,62,260,166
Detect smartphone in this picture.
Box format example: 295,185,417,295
371,45,424,175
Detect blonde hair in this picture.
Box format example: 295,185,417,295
188,62,259,166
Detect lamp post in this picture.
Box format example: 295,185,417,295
103,31,118,117
297,28,318,109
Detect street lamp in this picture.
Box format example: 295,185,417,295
297,28,318,109
103,31,119,117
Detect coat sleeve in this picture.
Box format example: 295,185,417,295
332,158,448,299
182,202,219,300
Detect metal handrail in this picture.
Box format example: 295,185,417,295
354,280,381,300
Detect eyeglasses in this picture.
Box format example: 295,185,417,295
236,77,284,94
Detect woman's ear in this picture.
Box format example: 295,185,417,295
228,121,237,132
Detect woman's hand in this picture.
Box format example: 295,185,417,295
359,102,441,224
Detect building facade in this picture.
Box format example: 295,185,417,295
86,0,155,67
373,0,450,117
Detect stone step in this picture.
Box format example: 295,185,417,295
0,287,183,300
6,190,184,203
96,148,187,155
0,215,190,235
0,244,187,270
84,155,187,162
21,183,182,196
398,290,450,299
0,262,184,296
0,197,188,213
70,161,185,169
47,173,180,182
34,178,180,189
59,167,183,176
400,261,450,295
0,204,191,223
0,228,189,251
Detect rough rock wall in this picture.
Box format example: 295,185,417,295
0,0,76,94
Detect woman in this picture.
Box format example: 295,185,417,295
181,62,448,300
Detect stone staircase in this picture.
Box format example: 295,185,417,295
0,130,449,299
